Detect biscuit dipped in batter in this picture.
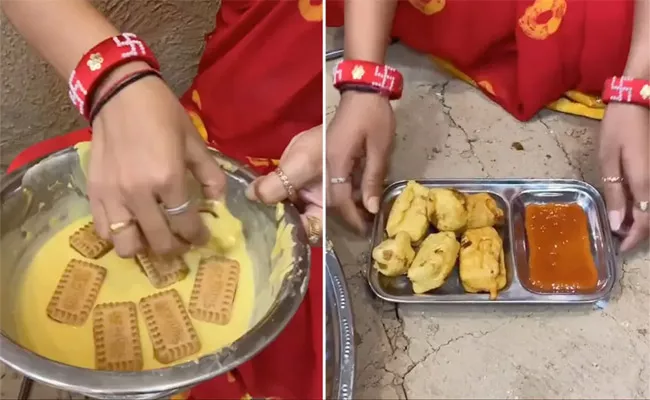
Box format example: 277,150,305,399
11,205,255,370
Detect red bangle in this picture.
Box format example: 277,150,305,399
602,76,650,108
333,60,404,100
68,33,160,120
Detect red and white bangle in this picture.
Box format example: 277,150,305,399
602,76,650,108
333,60,404,100
68,33,160,120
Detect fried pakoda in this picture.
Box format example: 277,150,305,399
407,232,460,294
386,181,429,243
427,188,468,233
372,232,415,277
466,193,505,229
459,227,507,299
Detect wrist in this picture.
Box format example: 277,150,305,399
623,47,649,80
89,61,152,109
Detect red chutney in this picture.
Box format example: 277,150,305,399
525,203,598,293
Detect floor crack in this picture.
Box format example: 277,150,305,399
539,119,586,180
439,81,489,177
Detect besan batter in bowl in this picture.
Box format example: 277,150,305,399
10,143,258,371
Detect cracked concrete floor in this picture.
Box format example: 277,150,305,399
326,29,650,399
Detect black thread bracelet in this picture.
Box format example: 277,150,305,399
339,83,388,97
89,69,163,125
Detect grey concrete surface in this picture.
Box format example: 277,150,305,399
326,28,650,399
0,0,220,172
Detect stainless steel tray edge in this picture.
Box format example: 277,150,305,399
367,179,618,305
326,242,355,400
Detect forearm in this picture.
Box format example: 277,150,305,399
344,0,397,63
624,0,649,79
1,0,119,79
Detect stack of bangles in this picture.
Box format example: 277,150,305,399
68,32,162,124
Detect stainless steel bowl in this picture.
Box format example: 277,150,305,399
325,242,355,400
0,146,311,399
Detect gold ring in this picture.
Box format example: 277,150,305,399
602,176,624,183
109,220,135,234
306,216,322,246
275,167,296,199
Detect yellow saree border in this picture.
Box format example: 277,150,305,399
429,56,605,120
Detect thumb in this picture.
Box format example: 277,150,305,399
247,155,319,204
361,144,388,214
185,130,227,200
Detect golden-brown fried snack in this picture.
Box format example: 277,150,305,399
386,181,429,243
427,188,468,233
407,232,460,294
466,193,505,229
372,232,415,277
459,227,507,299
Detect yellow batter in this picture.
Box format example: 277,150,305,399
12,204,255,370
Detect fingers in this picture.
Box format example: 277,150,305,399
166,204,210,246
155,168,209,248
87,137,110,239
327,141,368,233
246,170,298,204
620,208,649,252
129,191,188,255
599,143,626,232
329,173,368,233
300,203,323,246
185,129,227,200
90,197,109,239
361,145,389,214
619,132,650,251
246,133,321,204
102,199,144,258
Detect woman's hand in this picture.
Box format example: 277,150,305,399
245,126,323,244
88,72,226,257
599,103,650,252
326,91,395,233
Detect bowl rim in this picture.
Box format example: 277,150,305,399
325,244,356,400
0,146,311,398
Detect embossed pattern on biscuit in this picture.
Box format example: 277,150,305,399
139,289,201,364
189,256,240,325
46,259,106,326
69,222,113,259
135,252,189,289
93,302,143,371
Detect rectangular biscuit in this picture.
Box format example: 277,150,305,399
47,259,106,326
69,222,113,259
139,289,201,364
135,252,189,289
189,257,240,325
93,302,143,371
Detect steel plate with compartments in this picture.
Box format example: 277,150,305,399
368,179,618,304
326,242,355,400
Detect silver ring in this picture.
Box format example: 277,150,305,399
635,201,649,212
602,176,624,183
164,199,192,216
330,177,349,184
